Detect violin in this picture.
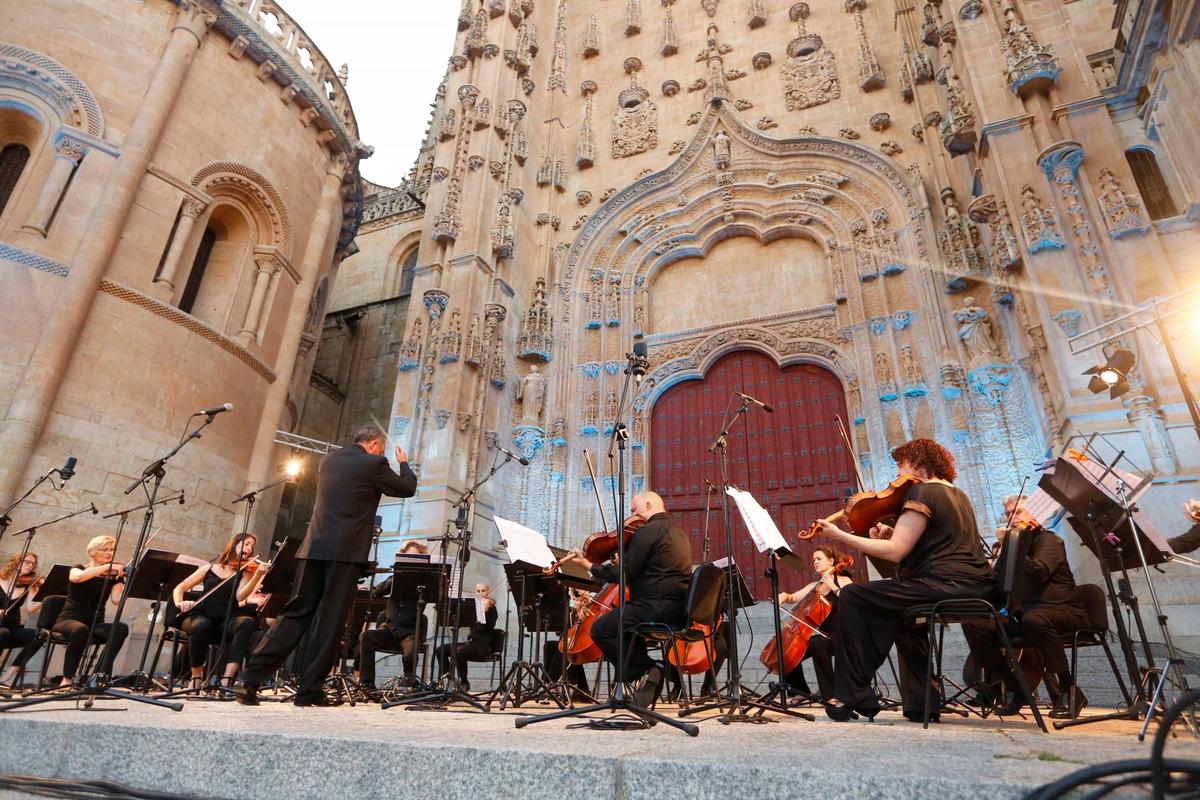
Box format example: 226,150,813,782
760,554,854,676
799,473,922,541
548,516,646,572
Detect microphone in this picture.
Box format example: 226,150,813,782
56,456,77,482
629,340,649,384
704,478,717,493
735,391,774,413
495,445,531,466
193,403,233,417
89,503,98,515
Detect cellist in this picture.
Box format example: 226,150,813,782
810,438,993,723
775,546,853,702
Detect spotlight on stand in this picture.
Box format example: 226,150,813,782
1083,347,1136,399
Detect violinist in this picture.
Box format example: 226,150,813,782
561,491,692,707
0,552,46,687
52,535,130,686
811,438,993,722
171,533,270,689
963,497,1089,719
1167,499,1200,555
775,547,853,702
435,582,501,692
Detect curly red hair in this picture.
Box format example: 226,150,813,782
891,438,957,482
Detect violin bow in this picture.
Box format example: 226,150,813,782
582,449,612,536
835,414,866,493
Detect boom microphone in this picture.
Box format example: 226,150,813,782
193,403,233,417
56,456,77,482
496,445,531,466
630,340,650,384
735,391,774,413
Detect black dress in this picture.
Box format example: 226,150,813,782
0,583,43,671
51,566,129,680
179,565,258,671
783,584,842,701
832,482,994,715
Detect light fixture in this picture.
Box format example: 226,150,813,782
284,457,303,479
1083,347,1135,399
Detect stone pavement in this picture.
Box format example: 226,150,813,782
0,693,1197,800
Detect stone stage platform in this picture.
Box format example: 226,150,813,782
0,694,1196,800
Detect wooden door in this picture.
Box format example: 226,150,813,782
649,350,865,598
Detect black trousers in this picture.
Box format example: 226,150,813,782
436,638,496,686
543,640,589,690
0,626,42,669
241,559,359,698
591,597,685,682
51,619,129,680
963,601,1090,680
833,577,993,714
780,634,836,700
357,623,424,686
180,614,259,669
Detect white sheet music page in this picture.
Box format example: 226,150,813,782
725,486,791,554
493,516,555,569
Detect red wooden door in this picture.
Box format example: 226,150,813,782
650,350,865,599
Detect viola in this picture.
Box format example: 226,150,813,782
760,554,854,676
559,583,627,665
547,516,646,573
799,473,922,541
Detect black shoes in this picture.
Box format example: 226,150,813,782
997,691,1026,716
1050,687,1087,719
633,663,664,708
235,682,260,706
293,691,340,707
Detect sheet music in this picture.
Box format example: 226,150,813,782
725,486,790,554
428,552,461,594
493,516,555,569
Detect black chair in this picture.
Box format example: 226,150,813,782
626,563,727,711
1060,583,1131,718
902,526,1049,732
33,596,109,688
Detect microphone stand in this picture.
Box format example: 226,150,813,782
516,346,699,736
680,395,783,722
385,458,515,712
0,465,67,547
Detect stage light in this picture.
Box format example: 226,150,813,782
284,458,303,479
1083,347,1135,399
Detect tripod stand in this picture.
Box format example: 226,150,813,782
487,566,566,710
516,342,698,736
385,456,517,712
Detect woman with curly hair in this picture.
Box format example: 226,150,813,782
811,438,993,722
0,552,45,686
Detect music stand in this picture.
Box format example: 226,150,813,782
32,564,72,602
1040,452,1193,735
487,564,567,710
112,550,198,693
380,561,461,710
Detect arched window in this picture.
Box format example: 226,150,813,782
0,144,31,217
1125,148,1178,221
398,247,418,297
179,227,218,315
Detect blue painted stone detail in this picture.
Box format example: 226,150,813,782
953,429,970,444
632,440,645,450
398,358,419,371
967,364,1013,407
853,415,866,425
602,476,617,492
0,243,70,277
439,353,459,364
579,362,601,378
881,261,906,276
604,360,621,375
513,425,546,462
581,476,594,490
519,346,552,361
582,424,599,436
1027,234,1066,253
550,471,564,487
552,435,568,447
868,317,888,335
945,276,969,294
942,386,963,400
607,317,620,327
903,383,929,397
585,319,602,329
879,387,899,402
891,311,913,330
1010,60,1062,97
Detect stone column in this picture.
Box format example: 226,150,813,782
0,0,217,504
19,133,88,238
151,198,205,299
242,156,348,495
237,253,278,345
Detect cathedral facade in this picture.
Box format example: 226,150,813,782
307,0,1200,608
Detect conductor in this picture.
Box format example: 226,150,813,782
236,424,418,706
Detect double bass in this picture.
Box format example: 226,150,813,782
759,553,854,676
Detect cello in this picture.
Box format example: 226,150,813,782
759,553,854,676
665,478,722,676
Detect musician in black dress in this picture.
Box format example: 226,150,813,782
963,496,1090,719
562,491,692,707
0,551,45,687
774,546,854,703
356,540,429,692
172,533,270,688
51,535,129,686
435,582,501,691
237,424,417,706
813,438,994,722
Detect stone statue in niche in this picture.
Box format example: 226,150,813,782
517,365,547,426
954,296,1002,366
712,129,732,170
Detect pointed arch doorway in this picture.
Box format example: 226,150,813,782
650,350,866,599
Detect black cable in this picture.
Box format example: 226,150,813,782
0,774,225,800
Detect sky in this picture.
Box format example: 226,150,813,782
279,0,461,188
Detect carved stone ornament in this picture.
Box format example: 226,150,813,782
662,4,679,55
782,7,841,112
1018,183,1066,252
439,308,462,363
1001,5,1062,97
753,52,773,70
577,80,597,168
880,140,903,155
938,188,983,292
954,296,1002,367
939,63,978,155
399,317,423,371
517,277,553,361
968,194,1022,272
584,15,600,57
756,117,778,131
1096,167,1151,238
662,80,681,97
869,112,890,131
577,190,593,205
849,1,884,90
611,84,658,159
960,0,984,19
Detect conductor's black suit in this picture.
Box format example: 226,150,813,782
241,443,417,701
